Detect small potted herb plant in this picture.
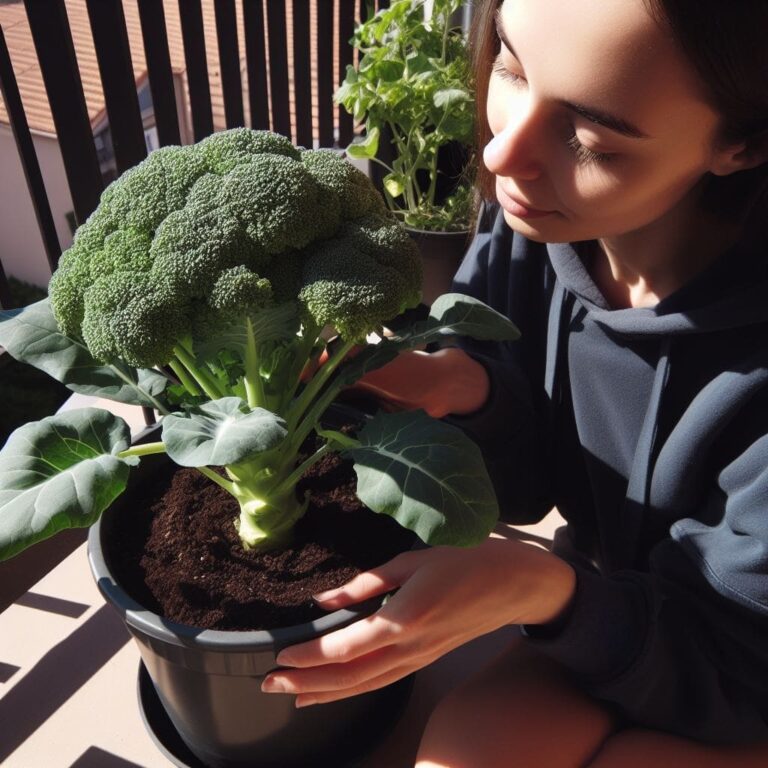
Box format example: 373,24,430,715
0,128,517,768
336,0,475,305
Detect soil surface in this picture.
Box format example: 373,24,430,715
107,438,415,631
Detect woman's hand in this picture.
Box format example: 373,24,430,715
261,536,576,707
350,347,491,418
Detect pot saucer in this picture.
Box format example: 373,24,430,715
137,662,413,768
137,662,208,768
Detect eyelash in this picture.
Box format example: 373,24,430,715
492,56,614,166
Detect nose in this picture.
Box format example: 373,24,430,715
483,116,543,182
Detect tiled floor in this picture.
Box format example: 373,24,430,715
0,397,564,767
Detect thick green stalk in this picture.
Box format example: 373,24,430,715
172,345,225,400
118,442,167,459
168,358,201,396
268,442,333,499
243,317,265,408
286,337,359,435
196,465,236,494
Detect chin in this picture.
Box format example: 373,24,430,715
501,210,560,243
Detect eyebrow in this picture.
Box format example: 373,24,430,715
493,9,650,140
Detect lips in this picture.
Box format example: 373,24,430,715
497,183,556,218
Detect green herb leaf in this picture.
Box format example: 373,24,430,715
162,397,287,467
346,126,380,160
433,88,472,110
383,173,406,198
0,408,134,560
350,410,498,546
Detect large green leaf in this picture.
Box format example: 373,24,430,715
425,293,522,343
334,294,520,390
349,410,498,546
0,408,135,561
162,397,287,467
0,299,168,408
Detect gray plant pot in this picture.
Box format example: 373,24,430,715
406,227,471,306
87,420,413,768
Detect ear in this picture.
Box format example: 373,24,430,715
710,132,768,176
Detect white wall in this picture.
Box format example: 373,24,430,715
0,124,74,289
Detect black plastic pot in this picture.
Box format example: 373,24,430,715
407,227,471,306
87,419,413,768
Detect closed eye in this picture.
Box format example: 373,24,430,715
492,54,525,86
567,134,614,165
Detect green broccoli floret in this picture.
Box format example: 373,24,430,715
49,128,423,365
299,215,422,341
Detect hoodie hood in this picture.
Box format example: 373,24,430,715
546,239,768,337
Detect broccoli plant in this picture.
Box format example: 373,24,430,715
0,128,518,560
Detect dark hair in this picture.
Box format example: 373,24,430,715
470,0,768,241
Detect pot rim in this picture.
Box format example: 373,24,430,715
405,226,471,237
88,519,385,651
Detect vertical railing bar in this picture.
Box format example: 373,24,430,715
214,0,245,129
141,406,156,426
178,0,214,141
265,0,291,138
292,0,312,148
243,0,270,130
85,0,147,174
337,0,355,146
24,0,103,224
0,25,61,273
137,0,181,147
316,0,334,147
0,258,12,310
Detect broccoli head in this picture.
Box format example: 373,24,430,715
49,128,423,366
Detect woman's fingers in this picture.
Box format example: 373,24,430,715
311,552,419,610
294,662,418,707
276,609,405,669
266,643,423,698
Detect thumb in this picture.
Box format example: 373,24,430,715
312,552,419,609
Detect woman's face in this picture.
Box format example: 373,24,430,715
485,0,731,243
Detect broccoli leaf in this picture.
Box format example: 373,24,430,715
333,293,520,390
348,410,498,546
0,408,135,561
0,299,168,409
162,397,287,467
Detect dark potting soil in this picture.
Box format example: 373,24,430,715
107,443,415,631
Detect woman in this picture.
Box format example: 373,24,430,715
262,0,768,764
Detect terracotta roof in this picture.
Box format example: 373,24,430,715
0,0,326,138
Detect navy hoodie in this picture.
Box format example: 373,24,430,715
449,201,768,744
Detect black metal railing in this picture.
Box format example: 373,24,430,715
0,0,395,312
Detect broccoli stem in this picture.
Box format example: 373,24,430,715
228,474,309,551
287,337,359,435
168,359,202,396
243,317,266,409
172,345,225,400
267,442,333,499
118,442,167,459
196,465,236,493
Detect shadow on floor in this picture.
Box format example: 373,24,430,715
0,604,130,763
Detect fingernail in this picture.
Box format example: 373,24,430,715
261,676,288,693
312,590,335,602
296,698,315,709
276,652,295,666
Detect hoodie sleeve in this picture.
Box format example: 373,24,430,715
443,203,555,524
521,416,768,744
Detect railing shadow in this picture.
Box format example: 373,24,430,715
0,604,130,763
